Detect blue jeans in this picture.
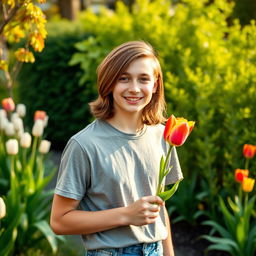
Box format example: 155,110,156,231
86,241,163,256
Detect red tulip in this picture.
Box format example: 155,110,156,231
2,97,15,112
164,115,195,146
34,110,46,121
243,144,255,159
234,169,249,183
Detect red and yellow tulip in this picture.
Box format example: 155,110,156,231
243,144,255,159
164,115,195,147
2,97,15,112
235,169,249,183
242,177,255,192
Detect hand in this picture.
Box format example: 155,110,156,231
123,196,164,226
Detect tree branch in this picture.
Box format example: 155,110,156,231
0,4,21,35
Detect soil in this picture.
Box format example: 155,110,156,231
172,221,229,256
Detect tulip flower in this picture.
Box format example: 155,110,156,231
157,114,195,201
39,140,51,154
34,110,46,121
0,109,6,118
5,122,15,136
242,177,255,192
0,197,6,219
6,139,19,155
20,132,32,148
243,144,255,159
2,97,15,112
32,119,44,137
16,103,26,117
0,115,7,131
13,117,24,132
235,169,249,183
164,115,195,147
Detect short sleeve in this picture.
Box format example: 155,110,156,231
165,147,183,185
55,139,91,201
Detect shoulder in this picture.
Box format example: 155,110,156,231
66,119,107,151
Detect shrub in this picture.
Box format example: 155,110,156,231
18,21,94,149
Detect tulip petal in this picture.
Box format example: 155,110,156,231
169,122,189,146
164,115,176,141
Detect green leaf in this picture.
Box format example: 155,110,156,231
157,179,182,201
206,243,237,256
219,196,236,237
201,235,240,252
33,220,60,254
202,220,232,239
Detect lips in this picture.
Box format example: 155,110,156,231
123,96,143,103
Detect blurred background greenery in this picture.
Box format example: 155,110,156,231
1,0,256,255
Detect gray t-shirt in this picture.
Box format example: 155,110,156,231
55,119,183,250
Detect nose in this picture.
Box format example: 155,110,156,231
128,80,140,93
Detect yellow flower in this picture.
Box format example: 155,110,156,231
15,48,35,63
242,177,255,192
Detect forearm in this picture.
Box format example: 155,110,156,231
162,207,175,256
51,207,127,235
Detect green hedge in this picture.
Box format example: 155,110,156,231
18,21,96,149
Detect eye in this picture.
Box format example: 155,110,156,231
139,77,151,83
119,76,129,82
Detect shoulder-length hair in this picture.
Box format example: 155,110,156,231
89,41,167,125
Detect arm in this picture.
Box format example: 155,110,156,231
162,207,175,256
50,194,164,235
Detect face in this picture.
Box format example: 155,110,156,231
111,57,158,118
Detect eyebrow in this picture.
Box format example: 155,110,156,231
121,72,151,76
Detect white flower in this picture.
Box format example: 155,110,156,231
16,104,26,117
32,119,44,137
6,139,19,155
0,109,7,118
20,132,32,148
0,115,8,131
0,197,6,219
44,115,49,127
13,117,24,132
39,140,51,154
5,122,15,136
11,112,19,122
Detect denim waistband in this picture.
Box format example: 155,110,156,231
86,241,162,256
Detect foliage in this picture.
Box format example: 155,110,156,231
202,195,256,256
0,99,64,255
18,21,94,149
0,0,47,97
167,172,206,225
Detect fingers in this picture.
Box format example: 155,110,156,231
143,196,164,206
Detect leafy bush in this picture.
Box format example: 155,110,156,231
18,21,94,149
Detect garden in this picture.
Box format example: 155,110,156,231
0,0,256,255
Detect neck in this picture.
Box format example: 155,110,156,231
107,112,144,134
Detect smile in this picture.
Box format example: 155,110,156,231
123,97,143,103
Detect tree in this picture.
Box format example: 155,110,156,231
0,0,47,97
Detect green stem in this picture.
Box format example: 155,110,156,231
239,184,243,203
244,192,248,210
245,158,249,170
157,145,173,195
30,136,38,173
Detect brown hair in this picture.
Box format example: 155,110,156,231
89,41,167,125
